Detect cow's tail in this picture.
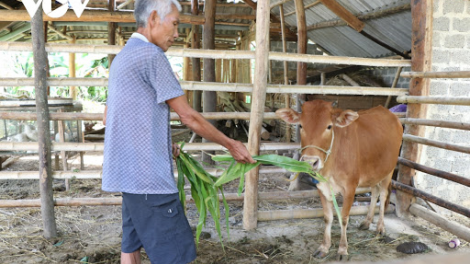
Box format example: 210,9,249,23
384,180,392,211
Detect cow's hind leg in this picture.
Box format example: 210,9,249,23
313,191,333,259
376,172,393,235
359,185,380,230
336,188,355,261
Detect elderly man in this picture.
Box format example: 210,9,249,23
102,0,256,263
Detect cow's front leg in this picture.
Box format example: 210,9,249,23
337,189,355,261
313,191,333,259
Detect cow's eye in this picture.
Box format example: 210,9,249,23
299,124,303,129
327,125,332,130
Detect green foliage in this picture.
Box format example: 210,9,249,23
176,142,230,251
213,153,343,227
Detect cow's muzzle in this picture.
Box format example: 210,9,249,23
301,155,323,171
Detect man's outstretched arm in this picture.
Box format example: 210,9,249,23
167,95,255,164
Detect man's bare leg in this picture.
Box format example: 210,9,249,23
121,250,141,264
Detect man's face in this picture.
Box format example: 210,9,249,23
149,5,180,51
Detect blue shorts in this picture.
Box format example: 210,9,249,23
121,192,196,264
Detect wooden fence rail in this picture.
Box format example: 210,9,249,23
397,96,470,105
0,78,409,96
397,157,470,187
0,188,372,208
258,205,395,221
0,42,412,67
392,180,470,218
0,142,301,152
399,118,470,130
0,167,289,180
401,71,470,79
410,203,470,243
0,111,278,121
403,134,470,154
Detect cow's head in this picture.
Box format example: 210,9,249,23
276,100,359,172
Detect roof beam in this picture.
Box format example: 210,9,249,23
286,0,321,17
307,3,411,31
0,10,205,24
270,0,293,9
319,0,364,32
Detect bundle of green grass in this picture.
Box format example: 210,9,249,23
175,142,340,249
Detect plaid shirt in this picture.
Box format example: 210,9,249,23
102,35,184,194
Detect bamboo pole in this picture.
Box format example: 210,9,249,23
0,78,409,96
0,10,205,24
68,37,78,100
295,0,307,86
0,109,403,122
108,0,117,65
201,0,217,164
403,134,470,154
191,0,202,112
396,0,433,218
399,118,470,130
0,42,412,67
258,204,395,221
0,141,302,152
31,6,57,239
401,71,470,79
0,187,372,208
409,203,470,243
243,0,270,230
385,60,404,108
397,96,470,105
57,109,69,189
397,157,470,188
0,167,291,180
279,4,291,143
392,180,470,218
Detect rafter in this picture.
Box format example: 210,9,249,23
319,0,364,32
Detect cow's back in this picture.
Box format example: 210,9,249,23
326,106,403,188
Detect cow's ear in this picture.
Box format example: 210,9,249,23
335,110,359,127
276,108,301,124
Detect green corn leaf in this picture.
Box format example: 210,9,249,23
211,155,235,162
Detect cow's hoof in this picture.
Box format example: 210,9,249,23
336,254,349,261
313,250,328,259
358,222,370,230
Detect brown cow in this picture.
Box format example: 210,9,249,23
276,100,403,261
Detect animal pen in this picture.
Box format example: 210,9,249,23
1,0,470,263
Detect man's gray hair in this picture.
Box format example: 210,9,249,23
135,0,182,28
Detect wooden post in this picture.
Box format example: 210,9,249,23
108,0,116,66
243,0,270,230
57,109,69,190
183,41,191,99
202,0,217,164
279,4,291,142
31,7,57,239
77,119,84,170
69,36,77,99
191,0,202,112
396,0,433,218
294,0,307,148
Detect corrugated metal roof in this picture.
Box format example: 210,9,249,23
271,0,411,58
1,0,411,56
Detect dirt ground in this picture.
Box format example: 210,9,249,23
0,150,469,264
